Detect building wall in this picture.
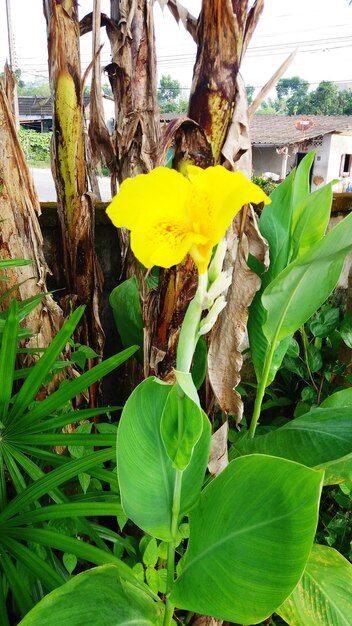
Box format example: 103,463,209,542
252,145,296,178
327,133,352,192
310,134,331,191
253,133,352,191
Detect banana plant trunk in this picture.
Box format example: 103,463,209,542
0,66,62,348
43,0,104,354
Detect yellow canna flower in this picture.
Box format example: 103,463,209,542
106,165,270,274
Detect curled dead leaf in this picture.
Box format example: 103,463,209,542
208,421,229,477
208,209,268,425
158,116,213,169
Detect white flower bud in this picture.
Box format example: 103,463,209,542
198,296,227,336
208,239,227,283
204,269,232,309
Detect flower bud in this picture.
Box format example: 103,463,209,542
198,296,227,336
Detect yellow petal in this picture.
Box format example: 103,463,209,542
190,166,271,244
106,167,191,231
131,221,207,269
189,241,214,274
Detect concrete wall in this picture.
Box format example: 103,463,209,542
327,134,352,192
310,134,331,191
252,145,296,178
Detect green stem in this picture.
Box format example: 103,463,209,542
176,272,207,372
249,339,277,439
163,273,207,626
163,388,185,624
164,468,183,625
300,326,319,393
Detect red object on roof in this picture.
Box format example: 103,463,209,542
294,118,314,131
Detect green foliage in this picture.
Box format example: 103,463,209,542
248,152,350,392
276,76,309,100
246,84,255,104
0,298,138,623
7,152,352,625
317,484,352,559
18,77,51,97
158,74,188,114
266,300,352,418
232,406,352,480
258,75,352,115
18,127,52,164
252,173,278,196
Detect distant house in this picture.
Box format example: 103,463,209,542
251,115,352,192
18,96,53,132
18,94,90,133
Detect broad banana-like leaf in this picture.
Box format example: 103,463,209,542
277,545,352,626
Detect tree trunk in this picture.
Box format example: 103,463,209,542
44,0,104,354
105,0,161,182
0,67,62,348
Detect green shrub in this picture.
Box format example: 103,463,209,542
18,127,52,165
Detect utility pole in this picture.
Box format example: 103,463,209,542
5,0,20,129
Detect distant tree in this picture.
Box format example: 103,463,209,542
276,76,309,100
257,76,352,116
1,68,25,89
18,78,51,97
177,97,189,114
246,85,255,105
339,89,352,114
257,97,287,115
307,81,342,115
276,76,310,115
157,74,188,113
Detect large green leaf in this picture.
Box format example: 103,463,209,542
259,170,295,279
232,407,352,481
117,377,211,540
263,211,352,344
277,544,352,626
248,172,295,384
290,183,332,260
320,387,352,408
249,155,316,385
109,277,144,362
315,453,352,486
170,454,323,624
249,153,336,387
18,565,163,626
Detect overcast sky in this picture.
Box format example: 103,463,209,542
1,0,352,97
